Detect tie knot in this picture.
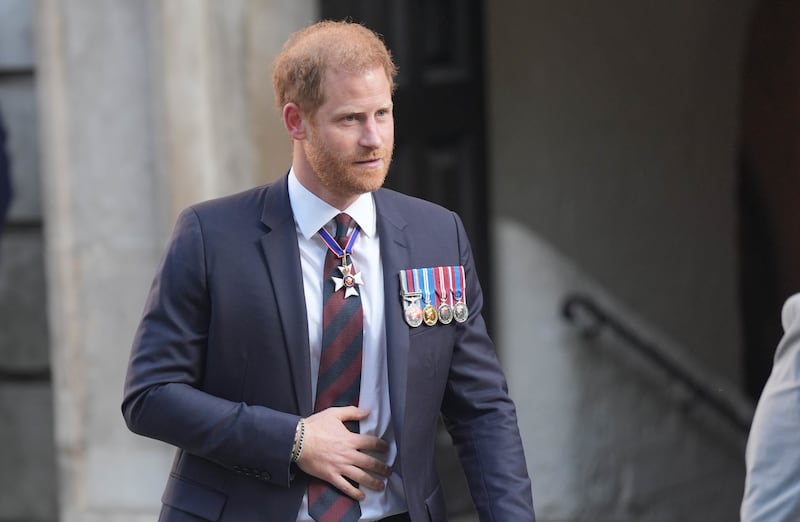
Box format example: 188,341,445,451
334,213,353,243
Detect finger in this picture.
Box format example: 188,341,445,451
338,464,386,494
331,472,366,501
351,451,391,478
353,433,389,453
347,467,387,492
333,406,370,422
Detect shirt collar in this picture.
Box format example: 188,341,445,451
287,168,377,240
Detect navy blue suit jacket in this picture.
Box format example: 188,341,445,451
122,175,534,521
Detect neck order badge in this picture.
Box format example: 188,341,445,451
318,217,364,299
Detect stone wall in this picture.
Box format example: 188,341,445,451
497,218,750,520
487,1,756,517
487,0,755,385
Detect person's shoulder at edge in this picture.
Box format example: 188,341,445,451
775,293,800,363
781,293,800,332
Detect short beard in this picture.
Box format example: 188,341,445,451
305,127,393,200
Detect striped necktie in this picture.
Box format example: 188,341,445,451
308,213,363,522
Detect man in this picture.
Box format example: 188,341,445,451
741,293,800,521
123,20,534,522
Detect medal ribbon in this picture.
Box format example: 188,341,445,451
402,269,414,295
436,266,449,307
459,265,466,304
422,268,434,306
446,266,455,306
452,265,463,302
318,224,361,261
412,268,422,300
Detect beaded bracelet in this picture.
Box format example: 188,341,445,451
291,418,305,463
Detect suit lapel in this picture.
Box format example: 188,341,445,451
259,175,313,416
375,190,410,445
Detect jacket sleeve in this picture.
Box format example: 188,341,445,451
742,293,800,521
440,211,536,521
121,207,299,487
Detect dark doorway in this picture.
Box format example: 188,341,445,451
739,0,800,399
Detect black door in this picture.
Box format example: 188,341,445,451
320,0,493,330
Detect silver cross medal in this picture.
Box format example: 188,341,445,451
332,255,364,298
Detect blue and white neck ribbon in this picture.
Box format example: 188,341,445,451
318,225,363,298
318,225,361,262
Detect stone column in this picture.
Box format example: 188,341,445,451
36,1,314,520
157,0,310,222
0,1,57,520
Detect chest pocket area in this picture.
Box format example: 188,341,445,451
408,325,455,379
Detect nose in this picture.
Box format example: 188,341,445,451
359,118,382,149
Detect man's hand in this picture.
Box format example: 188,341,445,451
296,406,391,500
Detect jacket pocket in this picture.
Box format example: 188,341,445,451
162,473,227,521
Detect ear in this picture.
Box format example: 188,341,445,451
282,103,309,141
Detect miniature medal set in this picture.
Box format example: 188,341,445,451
399,266,469,328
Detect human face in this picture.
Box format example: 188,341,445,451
300,66,394,208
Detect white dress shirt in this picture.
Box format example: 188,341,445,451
288,170,406,521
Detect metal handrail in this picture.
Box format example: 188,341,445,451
0,66,34,78
2,218,43,231
561,293,751,433
0,366,51,383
